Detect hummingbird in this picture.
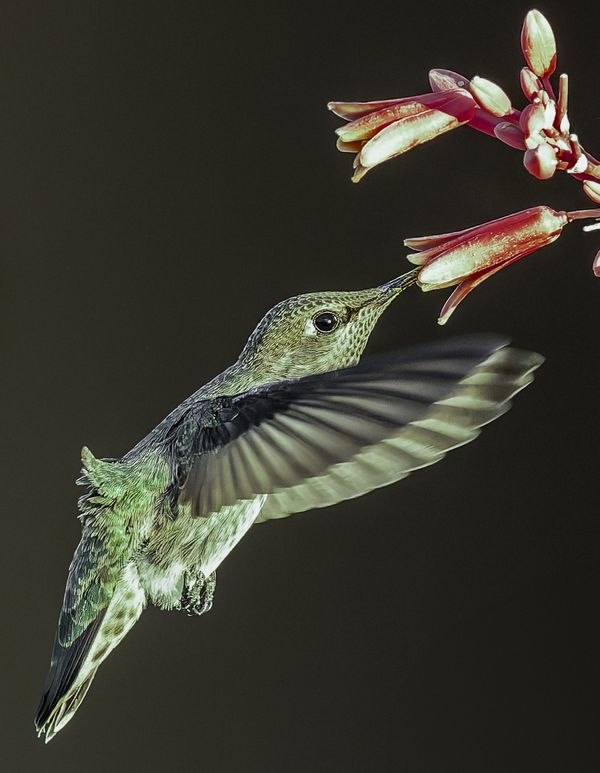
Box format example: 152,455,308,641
35,271,543,741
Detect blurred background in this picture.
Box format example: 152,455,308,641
3,1,600,770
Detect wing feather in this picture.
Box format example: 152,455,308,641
174,337,543,519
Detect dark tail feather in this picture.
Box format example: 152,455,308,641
35,611,106,742
35,561,145,742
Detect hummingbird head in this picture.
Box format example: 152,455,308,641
234,270,418,387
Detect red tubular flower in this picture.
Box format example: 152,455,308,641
404,206,600,324
328,89,476,182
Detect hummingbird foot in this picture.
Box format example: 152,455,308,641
177,569,216,617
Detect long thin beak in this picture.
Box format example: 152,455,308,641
354,268,419,312
378,268,420,294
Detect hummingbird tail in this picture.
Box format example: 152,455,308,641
35,562,145,743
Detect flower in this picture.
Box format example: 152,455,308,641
405,206,600,324
328,89,476,182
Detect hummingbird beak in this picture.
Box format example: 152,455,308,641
350,269,419,313
378,268,419,295
368,268,419,308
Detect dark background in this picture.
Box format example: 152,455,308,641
4,1,600,770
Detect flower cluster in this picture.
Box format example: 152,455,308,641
328,9,600,323
329,11,600,196
329,90,476,183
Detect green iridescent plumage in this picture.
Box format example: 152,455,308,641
35,273,543,741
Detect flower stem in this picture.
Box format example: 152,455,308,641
566,208,600,222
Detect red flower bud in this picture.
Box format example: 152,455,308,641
521,10,557,78
520,67,543,101
469,76,512,117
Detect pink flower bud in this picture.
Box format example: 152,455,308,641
494,121,527,150
428,69,471,92
520,67,543,101
523,144,558,179
583,180,600,205
521,10,557,78
469,76,512,117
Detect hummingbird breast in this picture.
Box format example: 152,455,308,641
137,495,267,608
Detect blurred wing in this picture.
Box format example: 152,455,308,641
258,346,541,520
178,336,542,519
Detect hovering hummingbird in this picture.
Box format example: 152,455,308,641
35,271,542,741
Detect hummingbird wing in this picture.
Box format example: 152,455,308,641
175,336,542,519
258,343,541,520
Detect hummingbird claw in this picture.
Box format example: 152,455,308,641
177,569,216,617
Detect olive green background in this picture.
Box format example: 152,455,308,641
4,1,600,770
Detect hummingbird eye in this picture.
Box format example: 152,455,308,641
312,310,339,334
